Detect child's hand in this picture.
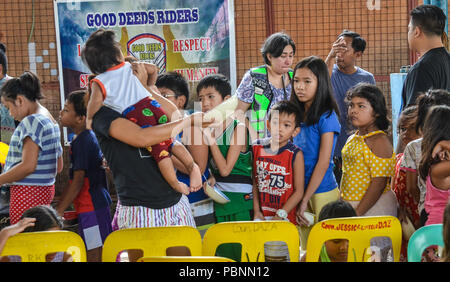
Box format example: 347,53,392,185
189,163,202,192
1,217,36,238
131,62,149,86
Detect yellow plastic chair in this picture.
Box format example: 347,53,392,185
1,230,86,262
202,221,300,262
305,216,402,262
137,256,235,262
102,226,202,262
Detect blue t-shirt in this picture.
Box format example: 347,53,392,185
331,64,375,157
70,130,111,212
293,111,340,194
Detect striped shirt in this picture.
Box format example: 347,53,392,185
4,114,62,186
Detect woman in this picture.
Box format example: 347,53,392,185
235,32,295,140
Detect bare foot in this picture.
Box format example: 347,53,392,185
189,163,202,192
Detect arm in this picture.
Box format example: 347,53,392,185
55,170,85,216
297,132,335,220
57,155,64,174
205,123,246,177
274,150,305,220
430,160,450,189
0,137,39,186
131,62,182,121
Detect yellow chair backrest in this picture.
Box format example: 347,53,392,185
1,230,86,262
202,221,299,262
305,216,402,262
102,226,202,262
137,256,235,262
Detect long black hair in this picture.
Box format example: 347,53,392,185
289,56,339,125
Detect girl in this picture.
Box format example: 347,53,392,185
391,106,420,261
340,83,397,217
0,71,63,224
418,105,450,226
290,56,341,250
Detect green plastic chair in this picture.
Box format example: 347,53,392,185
407,224,444,262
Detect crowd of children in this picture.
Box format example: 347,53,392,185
0,15,449,262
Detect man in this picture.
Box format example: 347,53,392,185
0,43,15,147
325,30,375,183
402,4,450,108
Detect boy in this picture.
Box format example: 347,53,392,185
56,90,112,262
252,100,304,223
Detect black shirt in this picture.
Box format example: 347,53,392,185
92,106,181,209
402,47,450,107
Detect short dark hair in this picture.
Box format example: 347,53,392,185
0,42,7,75
261,32,296,66
0,71,43,102
318,200,357,221
268,100,302,127
410,4,447,37
290,56,340,125
345,83,390,131
156,72,190,108
415,89,450,133
338,30,367,53
81,29,123,75
196,74,231,99
67,90,87,117
20,205,63,232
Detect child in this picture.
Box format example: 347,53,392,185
418,105,450,226
391,106,420,261
0,205,72,262
82,28,201,196
340,83,397,262
0,71,63,224
252,101,304,262
401,89,450,227
289,56,341,250
340,83,397,216
300,200,357,262
56,90,112,262
200,74,253,261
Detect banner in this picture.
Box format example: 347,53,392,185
54,0,236,145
